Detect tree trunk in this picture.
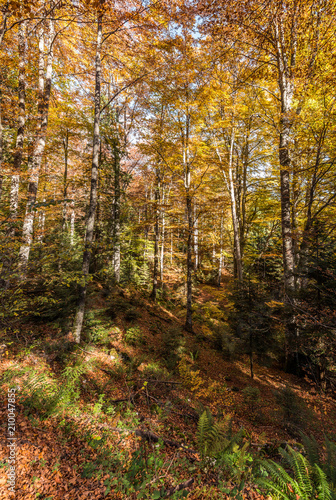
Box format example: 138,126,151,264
18,19,54,273
62,129,69,232
185,191,193,332
228,128,243,284
70,199,75,246
0,9,7,203
218,212,223,287
150,173,160,301
112,144,121,282
183,112,193,332
73,11,102,343
275,19,296,294
37,197,46,243
10,21,26,232
160,190,165,284
194,202,198,270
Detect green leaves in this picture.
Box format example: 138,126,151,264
258,446,335,500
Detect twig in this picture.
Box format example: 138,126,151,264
164,478,195,498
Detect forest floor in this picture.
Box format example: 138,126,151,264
0,276,336,499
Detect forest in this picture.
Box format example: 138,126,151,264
0,0,336,498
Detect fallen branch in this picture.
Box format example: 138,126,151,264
164,478,194,498
134,429,198,458
141,379,181,385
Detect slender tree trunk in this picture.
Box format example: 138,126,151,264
183,112,193,332
37,197,46,242
160,190,165,284
62,129,69,232
70,199,75,246
275,20,296,294
10,21,26,231
150,173,160,301
0,21,26,283
185,191,193,332
170,229,173,265
112,145,121,282
73,11,102,343
218,212,223,287
194,202,198,270
0,85,3,205
228,128,243,284
18,19,54,273
0,10,7,204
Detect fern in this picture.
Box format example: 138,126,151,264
302,434,321,467
258,446,334,500
301,434,336,496
1,359,91,417
325,438,336,492
196,408,231,459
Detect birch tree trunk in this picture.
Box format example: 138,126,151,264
228,128,243,284
10,21,26,232
18,18,54,273
274,17,296,294
73,11,102,343
70,199,75,246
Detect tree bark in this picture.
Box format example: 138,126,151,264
18,18,54,273
160,189,165,284
62,129,69,232
10,21,26,232
194,202,198,270
0,8,7,204
73,10,103,343
183,112,193,332
274,16,296,294
70,198,75,246
218,212,223,287
185,190,193,332
150,172,160,301
228,128,243,284
112,143,121,282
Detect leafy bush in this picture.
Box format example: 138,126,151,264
161,326,184,370
276,385,311,434
213,323,239,359
124,325,144,346
1,358,91,418
142,362,170,380
242,386,261,411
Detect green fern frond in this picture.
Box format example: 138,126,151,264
197,409,232,459
280,447,312,496
301,434,321,467
314,465,332,500
260,446,335,500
